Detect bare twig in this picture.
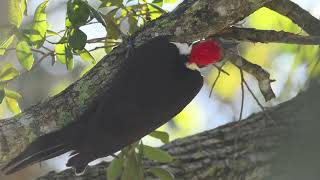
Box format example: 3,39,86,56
226,50,276,101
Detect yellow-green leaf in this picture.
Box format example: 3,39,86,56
79,49,96,64
30,1,49,48
107,155,124,180
8,0,24,27
16,41,34,70
0,64,19,81
148,167,173,180
149,131,169,144
0,85,4,103
21,0,28,15
143,145,173,163
55,44,66,64
5,97,21,114
0,35,15,55
5,89,22,100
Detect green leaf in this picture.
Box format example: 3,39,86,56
5,97,21,114
55,44,66,64
128,16,139,35
21,0,28,15
105,9,120,39
79,49,96,64
149,131,169,144
164,0,177,4
148,167,173,180
65,45,74,71
121,147,143,180
99,0,123,7
30,0,49,48
4,89,22,100
143,145,173,163
107,155,124,180
68,28,87,51
152,0,163,7
0,35,15,55
0,64,19,81
8,0,24,27
0,85,5,104
16,41,35,70
67,0,90,27
86,4,107,27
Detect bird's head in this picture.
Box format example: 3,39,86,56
172,39,223,71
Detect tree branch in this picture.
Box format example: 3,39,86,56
266,0,320,36
217,27,320,45
37,81,320,180
0,0,275,167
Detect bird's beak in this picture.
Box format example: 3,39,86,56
186,62,200,71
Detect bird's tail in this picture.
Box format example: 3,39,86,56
2,123,84,174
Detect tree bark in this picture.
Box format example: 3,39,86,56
37,82,320,180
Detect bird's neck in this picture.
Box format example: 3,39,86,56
171,42,192,55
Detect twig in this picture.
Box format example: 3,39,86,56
209,69,221,98
226,50,276,101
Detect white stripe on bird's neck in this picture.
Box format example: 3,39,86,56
171,42,192,55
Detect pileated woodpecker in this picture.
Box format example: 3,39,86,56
2,36,223,175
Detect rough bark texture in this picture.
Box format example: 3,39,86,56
0,0,274,167
36,82,320,180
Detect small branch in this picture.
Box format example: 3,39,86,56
266,0,320,36
226,49,276,101
217,27,320,45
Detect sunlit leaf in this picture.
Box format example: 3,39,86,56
16,41,35,70
149,131,169,144
143,145,173,163
30,0,49,48
164,0,177,3
5,89,22,100
107,154,124,180
68,28,87,51
105,9,120,39
0,85,4,104
55,44,66,64
0,35,15,55
6,97,21,114
21,0,28,15
149,167,173,180
0,64,19,82
100,0,123,7
8,0,24,27
79,49,96,64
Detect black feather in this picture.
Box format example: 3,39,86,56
2,36,203,175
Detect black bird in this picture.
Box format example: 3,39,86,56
2,36,223,175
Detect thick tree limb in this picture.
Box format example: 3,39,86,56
0,0,275,167
266,0,320,36
217,27,320,45
36,82,320,180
